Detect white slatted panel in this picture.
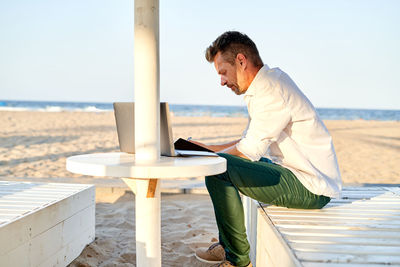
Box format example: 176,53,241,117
0,181,95,267
262,187,400,266
0,181,92,227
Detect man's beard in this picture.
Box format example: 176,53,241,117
230,85,244,95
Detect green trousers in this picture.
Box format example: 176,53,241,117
205,153,330,266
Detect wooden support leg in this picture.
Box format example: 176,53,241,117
146,179,158,198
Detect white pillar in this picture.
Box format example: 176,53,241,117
134,0,161,266
134,0,160,161
135,179,161,267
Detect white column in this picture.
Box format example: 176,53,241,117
134,0,161,266
134,0,160,161
135,179,161,267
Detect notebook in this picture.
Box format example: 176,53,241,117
113,102,217,157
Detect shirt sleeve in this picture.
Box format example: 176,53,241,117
241,116,251,138
236,87,291,161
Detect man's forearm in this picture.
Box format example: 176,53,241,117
189,139,241,152
188,139,249,159
208,139,241,152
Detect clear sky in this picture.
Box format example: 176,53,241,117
0,0,399,109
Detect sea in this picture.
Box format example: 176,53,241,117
0,100,399,121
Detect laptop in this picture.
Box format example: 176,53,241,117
113,102,217,157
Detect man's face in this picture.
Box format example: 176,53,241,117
213,52,247,95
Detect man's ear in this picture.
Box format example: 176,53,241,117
236,53,247,69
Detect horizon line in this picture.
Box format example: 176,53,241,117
0,98,399,111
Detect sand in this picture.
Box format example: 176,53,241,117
71,193,217,267
1,110,399,266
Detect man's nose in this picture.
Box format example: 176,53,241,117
220,77,227,86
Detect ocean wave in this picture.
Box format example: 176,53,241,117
0,105,111,112
38,106,64,112
80,106,109,112
0,106,30,111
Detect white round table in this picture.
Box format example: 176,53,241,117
66,152,226,267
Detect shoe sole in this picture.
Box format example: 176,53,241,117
194,253,224,264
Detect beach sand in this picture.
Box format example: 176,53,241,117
1,111,399,266
71,192,218,267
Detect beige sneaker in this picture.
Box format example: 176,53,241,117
218,260,253,267
195,243,225,264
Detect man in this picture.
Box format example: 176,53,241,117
193,31,342,267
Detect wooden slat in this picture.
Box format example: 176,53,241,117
0,215,23,220
295,251,400,265
0,191,70,199
0,199,49,204
0,206,41,211
342,187,387,191
331,195,400,200
266,209,400,217
0,195,65,201
280,228,400,239
0,188,80,192
303,262,400,267
275,223,400,231
0,203,47,208
328,200,400,204
290,243,400,255
283,235,400,246
272,218,400,226
0,186,83,191
266,205,400,212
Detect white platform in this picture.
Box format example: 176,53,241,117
245,187,400,267
0,181,95,267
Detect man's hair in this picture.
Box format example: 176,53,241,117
205,31,263,67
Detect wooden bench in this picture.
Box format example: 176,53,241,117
0,181,95,266
243,186,400,266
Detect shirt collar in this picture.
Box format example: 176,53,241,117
244,64,270,97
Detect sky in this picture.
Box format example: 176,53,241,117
0,0,399,109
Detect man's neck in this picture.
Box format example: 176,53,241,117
244,64,263,91
249,64,263,80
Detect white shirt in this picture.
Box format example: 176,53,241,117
236,65,342,198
